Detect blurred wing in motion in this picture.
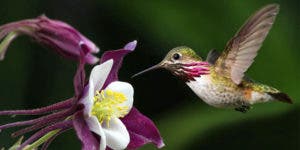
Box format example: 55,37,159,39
206,49,220,65
214,4,279,84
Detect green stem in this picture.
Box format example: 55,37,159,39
0,31,18,55
24,129,60,150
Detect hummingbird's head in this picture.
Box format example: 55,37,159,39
132,46,210,81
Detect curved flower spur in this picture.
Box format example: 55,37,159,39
0,15,99,64
0,41,164,150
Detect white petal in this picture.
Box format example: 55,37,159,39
86,116,107,150
105,81,134,111
102,118,130,150
90,59,113,93
80,80,95,116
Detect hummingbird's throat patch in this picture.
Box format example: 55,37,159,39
91,90,129,127
178,62,210,81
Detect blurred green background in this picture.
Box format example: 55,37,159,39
0,0,299,149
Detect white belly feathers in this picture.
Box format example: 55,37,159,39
186,75,242,108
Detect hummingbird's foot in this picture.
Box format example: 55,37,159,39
234,105,251,113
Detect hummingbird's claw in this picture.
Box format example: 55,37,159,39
234,105,251,113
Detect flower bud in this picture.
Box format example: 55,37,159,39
0,15,99,64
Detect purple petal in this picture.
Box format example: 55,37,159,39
121,107,164,149
123,40,137,51
100,40,137,88
73,111,99,150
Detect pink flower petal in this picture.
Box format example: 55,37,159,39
100,40,137,89
121,107,164,149
73,111,99,150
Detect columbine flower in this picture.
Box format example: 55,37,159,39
73,40,164,150
77,59,133,150
0,41,164,150
0,15,99,64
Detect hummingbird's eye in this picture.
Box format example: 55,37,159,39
172,53,181,60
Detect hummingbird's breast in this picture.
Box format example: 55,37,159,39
186,75,246,108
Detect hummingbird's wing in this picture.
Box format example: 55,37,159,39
206,49,220,65
214,4,279,84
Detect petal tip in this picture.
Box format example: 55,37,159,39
157,141,165,149
86,54,100,64
105,59,114,66
124,40,137,51
94,47,100,53
91,58,100,64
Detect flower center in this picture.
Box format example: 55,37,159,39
91,89,129,127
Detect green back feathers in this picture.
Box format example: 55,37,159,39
249,81,279,93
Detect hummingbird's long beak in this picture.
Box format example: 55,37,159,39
131,63,162,78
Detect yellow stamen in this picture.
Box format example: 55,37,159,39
91,89,129,127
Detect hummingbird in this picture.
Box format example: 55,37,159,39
132,4,293,113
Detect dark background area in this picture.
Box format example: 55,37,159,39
0,0,299,149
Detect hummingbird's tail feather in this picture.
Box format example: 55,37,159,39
267,92,293,104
